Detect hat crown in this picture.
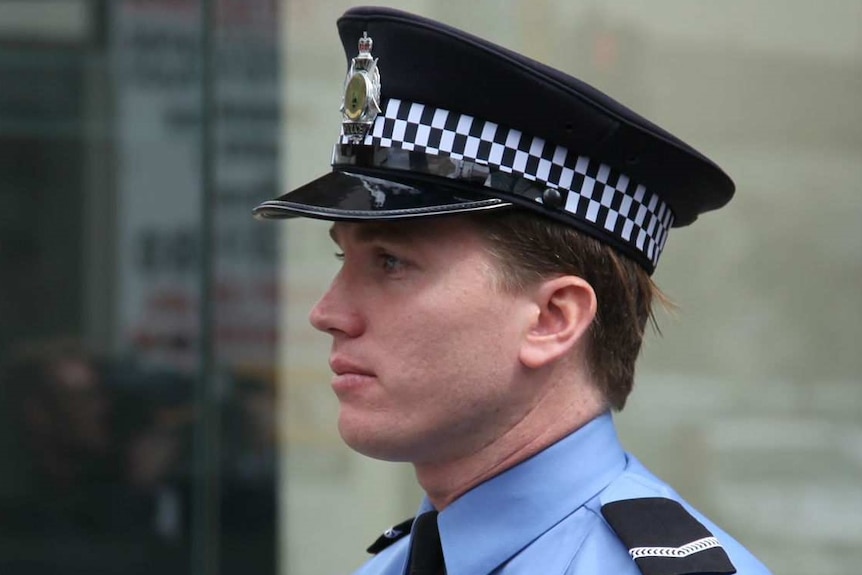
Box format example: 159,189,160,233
252,7,736,275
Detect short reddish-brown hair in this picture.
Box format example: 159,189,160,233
469,209,663,410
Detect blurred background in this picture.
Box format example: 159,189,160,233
0,1,859,574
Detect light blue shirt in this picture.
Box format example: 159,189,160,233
353,412,772,575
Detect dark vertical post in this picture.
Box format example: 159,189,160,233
192,0,220,573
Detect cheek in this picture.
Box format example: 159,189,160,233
387,293,524,397
339,287,529,461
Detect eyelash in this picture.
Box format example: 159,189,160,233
333,251,406,274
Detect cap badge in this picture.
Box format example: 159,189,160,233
341,32,381,142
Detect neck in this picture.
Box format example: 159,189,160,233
414,377,606,510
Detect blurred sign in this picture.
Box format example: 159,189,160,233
0,0,93,43
111,0,279,372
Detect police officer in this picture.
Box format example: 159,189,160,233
255,7,773,575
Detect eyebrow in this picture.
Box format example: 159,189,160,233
328,222,421,246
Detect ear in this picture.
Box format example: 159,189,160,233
519,275,597,369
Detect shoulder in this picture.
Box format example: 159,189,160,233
599,497,737,575
582,457,773,575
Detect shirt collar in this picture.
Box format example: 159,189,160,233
416,411,626,575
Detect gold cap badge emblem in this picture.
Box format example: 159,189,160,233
341,32,381,142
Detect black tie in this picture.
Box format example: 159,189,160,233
408,511,445,575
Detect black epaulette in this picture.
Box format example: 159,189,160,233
366,517,414,554
601,498,737,575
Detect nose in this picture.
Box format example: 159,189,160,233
308,271,365,338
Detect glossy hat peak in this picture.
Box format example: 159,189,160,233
254,6,735,273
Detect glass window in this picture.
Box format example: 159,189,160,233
0,1,280,573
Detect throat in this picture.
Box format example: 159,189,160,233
414,419,588,510
414,378,606,510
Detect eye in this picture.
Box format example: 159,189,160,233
379,252,405,273
333,251,345,261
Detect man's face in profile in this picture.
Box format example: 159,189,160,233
309,216,540,466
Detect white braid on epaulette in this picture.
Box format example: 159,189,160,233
629,536,722,559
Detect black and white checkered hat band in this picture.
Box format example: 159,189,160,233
339,98,675,267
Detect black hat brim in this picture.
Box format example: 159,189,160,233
253,170,510,222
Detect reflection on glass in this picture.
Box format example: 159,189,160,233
0,339,191,572
0,0,280,573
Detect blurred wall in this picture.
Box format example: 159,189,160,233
276,2,862,574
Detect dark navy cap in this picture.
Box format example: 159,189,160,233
253,6,735,273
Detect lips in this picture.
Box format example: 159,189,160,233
329,356,377,396
329,356,375,377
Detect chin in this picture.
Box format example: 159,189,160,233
337,416,414,462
